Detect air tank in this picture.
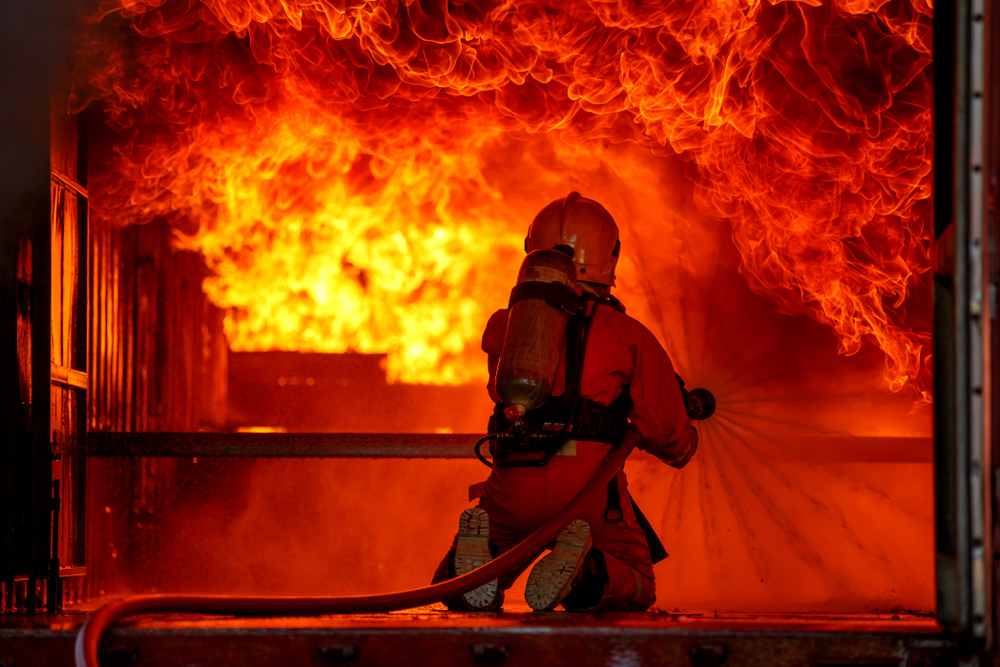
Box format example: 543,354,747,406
496,249,577,414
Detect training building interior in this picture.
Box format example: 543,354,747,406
1,1,999,665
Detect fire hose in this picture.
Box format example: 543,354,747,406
76,429,641,667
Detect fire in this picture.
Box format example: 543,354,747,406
73,0,933,392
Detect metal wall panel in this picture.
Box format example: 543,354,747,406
84,124,228,596
935,0,996,644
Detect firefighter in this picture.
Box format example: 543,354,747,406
433,192,698,612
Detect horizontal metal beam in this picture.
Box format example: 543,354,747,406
10,567,85,582
87,432,482,459
50,364,87,390
86,432,934,462
49,168,88,199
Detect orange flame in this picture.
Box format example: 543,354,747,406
73,0,932,391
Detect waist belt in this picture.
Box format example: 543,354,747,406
605,475,668,564
488,392,631,445
487,386,632,468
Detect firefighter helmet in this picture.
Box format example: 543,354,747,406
525,192,620,286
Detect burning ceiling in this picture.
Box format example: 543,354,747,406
72,0,932,394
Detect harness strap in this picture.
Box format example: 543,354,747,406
563,301,591,400
629,496,669,564
605,476,623,522
508,281,581,312
603,474,668,563
468,481,486,502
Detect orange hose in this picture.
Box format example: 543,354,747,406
76,432,638,667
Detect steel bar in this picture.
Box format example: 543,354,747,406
87,432,483,459
50,168,88,199
86,432,934,462
50,364,87,391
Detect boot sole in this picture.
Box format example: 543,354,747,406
455,508,498,610
525,519,592,611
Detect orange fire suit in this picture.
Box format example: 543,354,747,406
465,300,698,611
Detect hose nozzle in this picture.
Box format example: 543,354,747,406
685,388,716,420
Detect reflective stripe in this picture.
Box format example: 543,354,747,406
555,439,578,456
631,570,644,609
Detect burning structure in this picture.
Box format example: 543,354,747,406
0,0,998,665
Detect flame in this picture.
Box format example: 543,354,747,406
73,0,932,391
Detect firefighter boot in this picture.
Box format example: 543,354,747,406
453,508,501,610
524,519,593,611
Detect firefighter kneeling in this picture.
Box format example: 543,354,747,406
432,193,699,612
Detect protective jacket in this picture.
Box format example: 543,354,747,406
484,300,698,467
475,295,697,610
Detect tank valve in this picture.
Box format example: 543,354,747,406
504,404,527,432
685,388,716,420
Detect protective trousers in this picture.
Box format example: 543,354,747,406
436,440,655,611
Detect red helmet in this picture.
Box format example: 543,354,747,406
525,192,620,286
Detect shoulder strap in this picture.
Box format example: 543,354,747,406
563,305,594,403
562,293,625,409
509,282,581,313
601,293,626,313
629,496,669,564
